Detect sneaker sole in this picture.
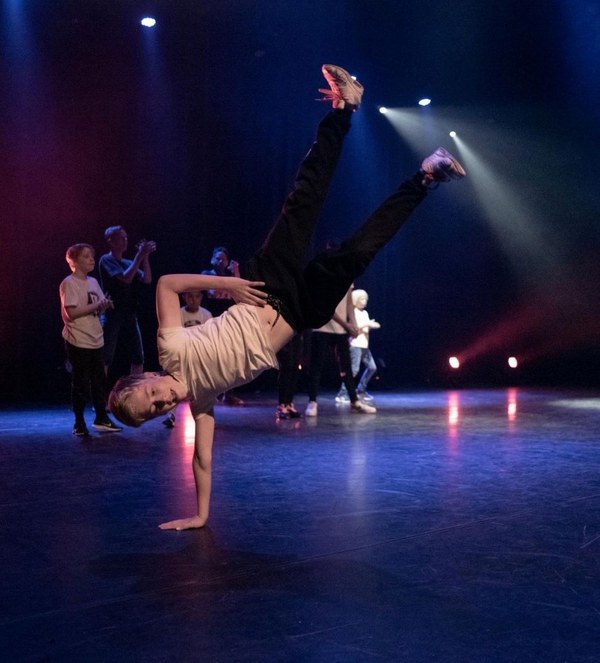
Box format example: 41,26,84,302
92,424,122,432
322,65,364,106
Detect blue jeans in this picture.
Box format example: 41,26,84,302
350,346,377,391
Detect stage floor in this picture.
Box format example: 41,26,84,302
2,388,600,662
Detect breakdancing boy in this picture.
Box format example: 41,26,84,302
109,64,466,530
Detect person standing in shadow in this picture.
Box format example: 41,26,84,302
276,334,305,420
99,226,156,380
305,281,376,416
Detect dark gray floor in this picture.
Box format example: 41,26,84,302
2,388,600,662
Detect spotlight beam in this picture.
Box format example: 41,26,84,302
449,134,561,287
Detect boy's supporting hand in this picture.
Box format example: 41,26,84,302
159,515,206,531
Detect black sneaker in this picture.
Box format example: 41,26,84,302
277,404,302,420
276,405,291,420
93,418,122,432
287,405,301,419
73,422,90,437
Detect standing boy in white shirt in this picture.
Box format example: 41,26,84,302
60,243,122,436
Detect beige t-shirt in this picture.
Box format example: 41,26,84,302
60,275,105,349
158,304,279,418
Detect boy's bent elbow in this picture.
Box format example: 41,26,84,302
157,275,171,290
157,274,188,296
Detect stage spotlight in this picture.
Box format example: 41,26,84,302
508,356,518,368
141,17,156,27
418,98,431,107
378,106,389,114
449,131,457,138
448,356,460,369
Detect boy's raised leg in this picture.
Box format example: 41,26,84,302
247,66,364,329
305,149,466,325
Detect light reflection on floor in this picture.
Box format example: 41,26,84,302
2,387,600,661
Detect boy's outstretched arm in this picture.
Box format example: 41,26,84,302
156,274,268,328
159,411,215,531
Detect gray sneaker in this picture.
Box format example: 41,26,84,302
72,421,90,437
357,390,374,402
93,418,122,432
319,64,364,110
421,148,466,188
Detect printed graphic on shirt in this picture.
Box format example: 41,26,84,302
88,290,100,315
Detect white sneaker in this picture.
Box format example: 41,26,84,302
351,401,376,414
305,401,318,417
421,147,466,188
335,391,350,403
357,390,374,402
319,64,364,110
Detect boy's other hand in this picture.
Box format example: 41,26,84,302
229,278,268,306
346,323,359,337
97,297,114,313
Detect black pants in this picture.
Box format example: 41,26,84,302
248,109,428,331
277,334,303,405
307,331,357,403
102,310,144,367
65,341,107,422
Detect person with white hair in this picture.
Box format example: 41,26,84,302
336,288,381,403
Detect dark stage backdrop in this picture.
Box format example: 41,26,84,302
1,0,599,402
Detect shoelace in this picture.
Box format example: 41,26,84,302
316,88,341,104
